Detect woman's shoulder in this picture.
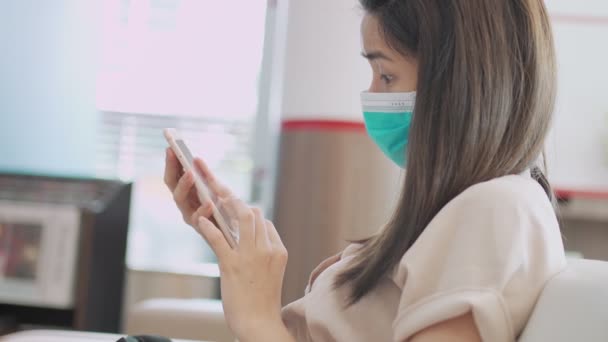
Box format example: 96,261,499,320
415,173,562,260
430,173,557,232
450,173,551,211
393,173,566,340
392,172,565,290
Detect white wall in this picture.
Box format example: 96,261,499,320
278,0,608,191
0,0,98,177
281,0,370,120
545,1,608,190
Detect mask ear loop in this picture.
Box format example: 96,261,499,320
530,153,554,203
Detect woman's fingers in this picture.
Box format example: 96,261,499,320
173,155,280,257
265,219,286,250
221,197,255,251
197,216,232,260
192,156,216,182
235,199,256,251
193,158,232,198
190,201,214,226
173,170,194,205
164,148,182,190
253,208,270,248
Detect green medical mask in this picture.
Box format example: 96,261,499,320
361,91,415,168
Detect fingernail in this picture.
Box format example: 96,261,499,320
205,201,213,210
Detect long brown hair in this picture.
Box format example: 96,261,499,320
336,0,557,304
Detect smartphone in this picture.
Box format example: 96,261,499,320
163,128,238,248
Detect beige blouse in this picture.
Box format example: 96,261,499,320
282,174,566,342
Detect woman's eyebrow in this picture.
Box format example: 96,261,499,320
361,50,394,62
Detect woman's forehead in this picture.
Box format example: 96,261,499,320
360,14,386,54
361,14,413,64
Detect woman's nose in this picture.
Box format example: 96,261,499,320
368,80,380,93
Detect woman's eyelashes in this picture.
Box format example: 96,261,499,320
367,73,394,92
380,74,394,85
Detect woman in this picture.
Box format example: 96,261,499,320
164,0,566,341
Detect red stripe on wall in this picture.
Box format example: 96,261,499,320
282,120,366,132
280,126,608,199
551,13,608,26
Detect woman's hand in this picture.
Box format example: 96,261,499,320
164,148,227,229
198,197,292,341
163,148,294,341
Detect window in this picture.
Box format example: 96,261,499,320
96,0,268,270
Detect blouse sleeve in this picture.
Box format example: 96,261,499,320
392,176,566,342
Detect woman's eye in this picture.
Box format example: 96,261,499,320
380,74,394,84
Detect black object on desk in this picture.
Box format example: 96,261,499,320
117,335,172,342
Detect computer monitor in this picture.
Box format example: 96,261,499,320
0,173,131,333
